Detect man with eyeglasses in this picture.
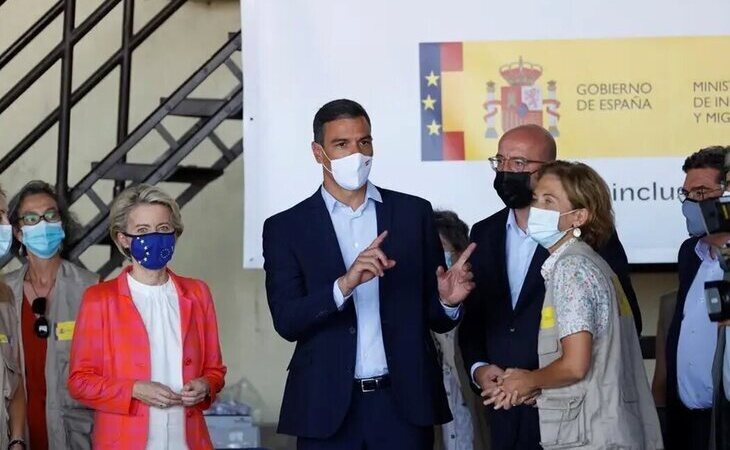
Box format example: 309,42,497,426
665,146,730,450
458,124,641,450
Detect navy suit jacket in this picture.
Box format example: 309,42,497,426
263,187,455,438
458,208,642,389
665,236,702,449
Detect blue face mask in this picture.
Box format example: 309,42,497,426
0,224,12,258
22,221,65,259
444,251,454,269
124,232,176,270
682,199,708,237
527,206,577,249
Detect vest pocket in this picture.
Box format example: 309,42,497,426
538,393,588,448
537,335,559,355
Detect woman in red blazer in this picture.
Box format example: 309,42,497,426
68,184,226,449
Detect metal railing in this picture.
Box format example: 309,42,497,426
1,1,243,276
0,0,188,202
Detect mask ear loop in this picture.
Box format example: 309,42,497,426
560,209,583,238
318,146,336,175
569,209,586,238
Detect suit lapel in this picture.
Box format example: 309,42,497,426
375,190,393,304
494,209,512,302
514,246,549,314
116,269,150,348
307,190,347,278
492,210,511,310
170,272,193,342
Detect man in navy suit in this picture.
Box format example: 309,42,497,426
458,124,642,450
666,146,729,450
263,99,476,450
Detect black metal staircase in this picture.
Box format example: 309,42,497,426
0,0,243,277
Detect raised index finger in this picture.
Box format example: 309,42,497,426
454,242,477,267
366,231,389,250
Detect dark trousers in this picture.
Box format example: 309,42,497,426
487,404,542,450
667,404,712,450
298,385,433,450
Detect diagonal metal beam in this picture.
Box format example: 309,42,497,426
0,0,64,71
0,0,190,174
0,0,122,116
175,138,242,207
68,32,242,203
67,90,242,261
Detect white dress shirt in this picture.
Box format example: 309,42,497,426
322,183,460,379
678,240,723,409
128,274,187,450
471,210,537,385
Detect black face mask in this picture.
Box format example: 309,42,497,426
493,171,533,209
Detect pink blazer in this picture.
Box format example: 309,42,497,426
68,267,226,449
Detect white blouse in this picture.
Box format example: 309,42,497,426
128,274,187,450
541,238,611,340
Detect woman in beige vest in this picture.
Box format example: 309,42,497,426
485,161,663,449
6,181,98,450
0,184,27,450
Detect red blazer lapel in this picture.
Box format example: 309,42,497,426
169,270,193,342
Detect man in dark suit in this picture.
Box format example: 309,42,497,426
263,99,476,450
458,124,642,450
666,146,729,450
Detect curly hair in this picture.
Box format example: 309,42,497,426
682,146,729,183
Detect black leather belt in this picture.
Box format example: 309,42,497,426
354,375,390,393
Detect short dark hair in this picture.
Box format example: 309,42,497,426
682,146,729,183
8,180,82,259
434,210,469,254
313,99,371,145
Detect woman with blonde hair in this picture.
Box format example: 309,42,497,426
68,184,226,449
486,161,663,449
0,185,26,450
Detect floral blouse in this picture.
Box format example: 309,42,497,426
541,238,611,339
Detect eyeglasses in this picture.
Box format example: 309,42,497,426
487,155,546,172
678,187,724,203
32,297,49,339
19,209,61,226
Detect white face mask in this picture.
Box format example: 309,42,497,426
527,206,577,249
321,150,373,191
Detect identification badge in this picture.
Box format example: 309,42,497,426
540,306,556,329
55,321,76,341
0,334,8,344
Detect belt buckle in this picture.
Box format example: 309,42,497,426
360,379,377,393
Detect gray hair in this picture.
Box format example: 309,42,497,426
109,184,184,256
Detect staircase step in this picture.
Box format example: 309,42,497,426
159,98,242,120
90,162,224,184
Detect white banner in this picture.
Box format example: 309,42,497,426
242,0,730,268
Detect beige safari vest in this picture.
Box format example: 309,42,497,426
6,260,98,450
0,283,21,450
537,240,663,449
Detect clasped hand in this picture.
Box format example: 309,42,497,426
133,378,210,409
481,368,541,410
